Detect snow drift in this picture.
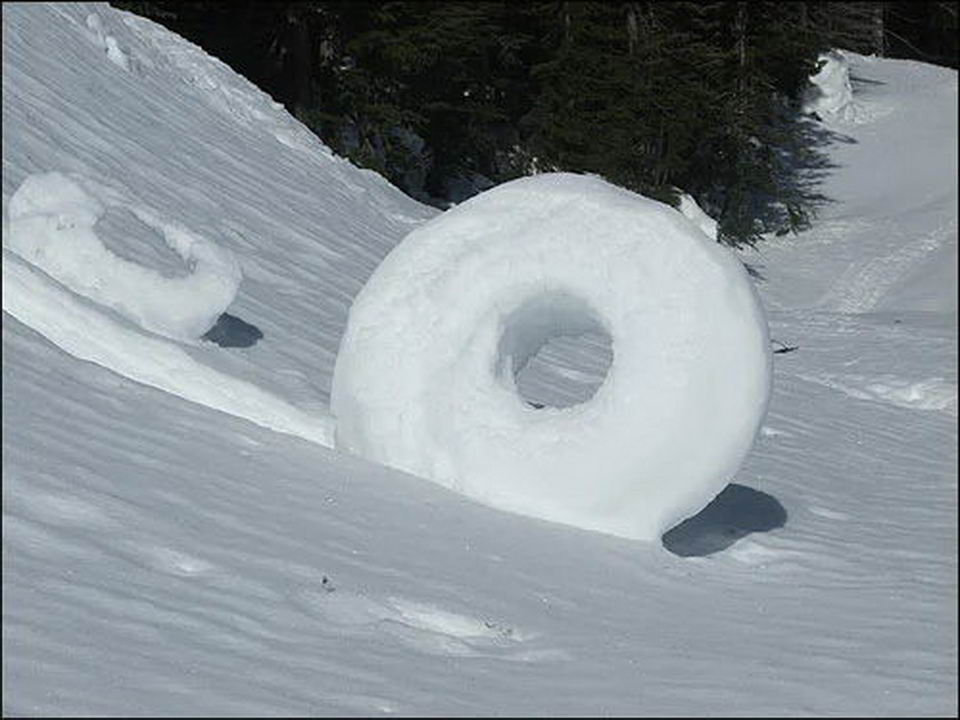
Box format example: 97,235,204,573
332,173,772,540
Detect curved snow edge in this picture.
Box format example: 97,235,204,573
2,248,334,448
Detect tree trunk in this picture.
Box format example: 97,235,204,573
626,3,638,56
872,2,886,57
289,13,313,122
734,2,749,111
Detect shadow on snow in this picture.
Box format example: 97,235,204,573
661,483,787,557
202,312,263,348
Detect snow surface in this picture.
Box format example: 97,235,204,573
3,3,957,716
332,172,771,541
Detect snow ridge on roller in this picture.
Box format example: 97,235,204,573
332,173,772,541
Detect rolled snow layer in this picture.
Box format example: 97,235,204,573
6,171,240,341
332,173,772,540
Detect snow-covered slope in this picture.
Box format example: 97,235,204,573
3,4,956,715
758,50,958,315
2,1,435,430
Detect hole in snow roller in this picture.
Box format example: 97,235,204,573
331,173,772,541
496,291,614,410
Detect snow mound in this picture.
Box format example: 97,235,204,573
332,173,772,540
6,171,241,341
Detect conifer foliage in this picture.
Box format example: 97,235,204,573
112,1,958,247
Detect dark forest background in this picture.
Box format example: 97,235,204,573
112,1,958,247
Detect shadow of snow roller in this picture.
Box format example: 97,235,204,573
332,173,772,541
203,312,263,348
662,484,787,557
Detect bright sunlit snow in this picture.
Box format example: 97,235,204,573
332,172,771,540
2,3,957,716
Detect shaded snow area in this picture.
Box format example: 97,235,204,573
3,3,957,716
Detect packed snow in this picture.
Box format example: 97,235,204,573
2,3,956,716
8,171,241,341
332,172,771,540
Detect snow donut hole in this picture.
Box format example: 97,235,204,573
502,291,614,410
95,205,192,279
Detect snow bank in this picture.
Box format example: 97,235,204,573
332,173,772,540
6,172,241,341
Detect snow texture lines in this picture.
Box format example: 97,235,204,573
823,218,955,314
293,587,563,663
122,7,331,156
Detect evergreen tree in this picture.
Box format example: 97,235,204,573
113,1,898,246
